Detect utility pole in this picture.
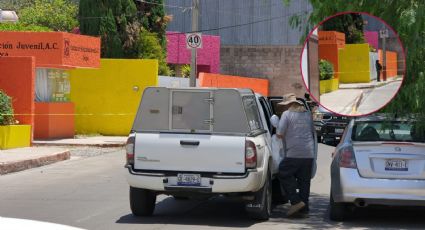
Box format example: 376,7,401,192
380,27,388,82
190,0,199,87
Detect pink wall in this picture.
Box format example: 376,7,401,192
166,32,220,74
364,31,378,50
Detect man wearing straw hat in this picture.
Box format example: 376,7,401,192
276,93,316,217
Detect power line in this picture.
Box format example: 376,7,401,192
136,0,192,10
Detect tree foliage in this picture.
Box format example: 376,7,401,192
289,0,425,127
0,23,51,32
79,0,139,58
0,0,34,13
19,0,78,32
322,13,365,44
139,29,173,76
79,0,172,75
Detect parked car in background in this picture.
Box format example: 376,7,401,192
313,106,351,145
330,115,425,221
125,87,284,220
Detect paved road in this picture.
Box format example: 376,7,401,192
357,81,402,114
1,144,424,230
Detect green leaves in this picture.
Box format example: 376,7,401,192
319,59,334,80
19,0,79,32
0,91,15,126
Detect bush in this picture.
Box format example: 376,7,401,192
181,65,191,78
319,59,334,80
138,29,172,76
0,23,51,32
0,91,16,126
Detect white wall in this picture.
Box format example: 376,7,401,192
158,76,190,87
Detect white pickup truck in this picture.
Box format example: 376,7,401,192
125,87,286,220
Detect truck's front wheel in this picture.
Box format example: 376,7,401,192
130,186,156,216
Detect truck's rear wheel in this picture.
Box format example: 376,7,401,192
130,186,156,216
246,174,272,220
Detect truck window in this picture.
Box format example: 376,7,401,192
242,96,263,131
259,97,272,134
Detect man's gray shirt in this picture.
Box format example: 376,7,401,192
276,110,315,159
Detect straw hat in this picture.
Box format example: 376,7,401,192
278,93,303,106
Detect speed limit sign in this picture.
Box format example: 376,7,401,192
186,33,202,49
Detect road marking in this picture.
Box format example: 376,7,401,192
351,90,364,115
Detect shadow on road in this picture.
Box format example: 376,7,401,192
116,193,425,229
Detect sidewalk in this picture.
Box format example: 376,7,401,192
320,88,363,115
0,147,70,175
339,77,402,89
33,136,127,147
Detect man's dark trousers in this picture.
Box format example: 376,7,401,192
279,158,313,207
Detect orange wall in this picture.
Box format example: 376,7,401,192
319,43,339,79
34,102,75,139
0,57,35,128
0,32,100,68
378,50,398,78
199,73,269,96
319,31,345,49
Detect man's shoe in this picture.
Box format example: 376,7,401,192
287,201,306,217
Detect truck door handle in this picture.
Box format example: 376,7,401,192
180,140,200,146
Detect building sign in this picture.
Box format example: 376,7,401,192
0,32,100,68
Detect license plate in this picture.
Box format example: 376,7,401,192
177,174,201,186
385,159,408,171
335,128,344,133
315,126,321,131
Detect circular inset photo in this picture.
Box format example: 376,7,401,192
301,12,405,116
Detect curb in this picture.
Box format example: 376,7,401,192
0,150,71,175
339,79,402,90
33,143,126,148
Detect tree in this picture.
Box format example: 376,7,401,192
0,23,51,32
288,0,425,130
19,0,78,32
321,13,365,44
138,29,173,76
135,0,172,75
0,0,34,13
79,0,139,58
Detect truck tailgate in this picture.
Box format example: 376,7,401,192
134,133,246,173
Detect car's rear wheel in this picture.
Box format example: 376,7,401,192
130,186,156,216
246,173,272,220
329,193,346,221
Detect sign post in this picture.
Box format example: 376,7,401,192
380,28,389,81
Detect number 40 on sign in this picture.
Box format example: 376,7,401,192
186,33,202,49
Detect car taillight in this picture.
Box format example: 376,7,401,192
245,140,257,169
339,146,357,169
126,136,135,166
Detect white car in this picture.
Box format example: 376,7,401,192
125,87,285,220
330,115,425,221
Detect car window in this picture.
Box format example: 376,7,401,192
242,96,263,131
352,121,425,142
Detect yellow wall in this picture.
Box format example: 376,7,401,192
68,59,158,135
338,44,371,83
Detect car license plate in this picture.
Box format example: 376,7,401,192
385,159,408,171
335,128,344,133
177,174,201,186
